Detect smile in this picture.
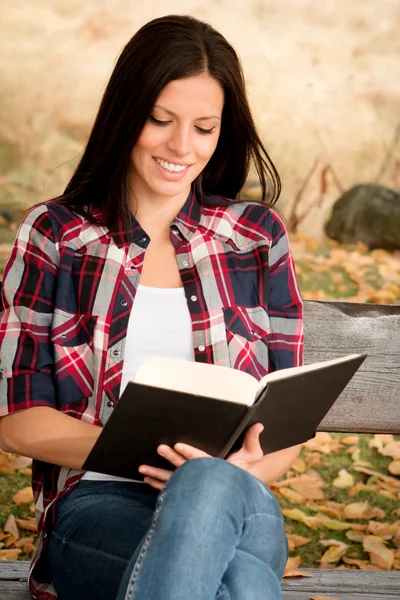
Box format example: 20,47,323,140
155,158,190,173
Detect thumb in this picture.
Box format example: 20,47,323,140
242,423,264,455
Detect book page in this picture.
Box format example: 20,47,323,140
133,358,260,406
254,353,362,398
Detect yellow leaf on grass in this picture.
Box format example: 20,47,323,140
286,555,301,569
4,514,19,539
282,508,321,530
287,534,312,552
321,519,351,531
367,521,399,539
279,488,306,504
319,539,348,564
341,435,359,445
292,457,306,473
346,530,364,542
333,468,354,488
388,461,400,475
363,535,394,570
289,481,325,500
343,501,369,519
343,556,369,568
12,486,34,506
0,549,22,560
317,506,343,520
15,518,37,532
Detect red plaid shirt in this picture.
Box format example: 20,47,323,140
0,192,303,598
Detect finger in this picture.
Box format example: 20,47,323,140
143,476,166,491
157,445,187,467
138,465,173,481
242,423,264,456
173,443,211,460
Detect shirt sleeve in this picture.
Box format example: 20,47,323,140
0,204,58,417
268,210,304,371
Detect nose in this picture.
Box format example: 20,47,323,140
167,124,191,157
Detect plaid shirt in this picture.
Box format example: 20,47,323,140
0,191,303,598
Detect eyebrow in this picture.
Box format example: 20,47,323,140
154,105,221,121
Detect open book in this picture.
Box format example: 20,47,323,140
83,353,367,480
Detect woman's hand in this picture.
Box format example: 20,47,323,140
138,443,211,490
138,423,266,490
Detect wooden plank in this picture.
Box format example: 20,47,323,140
304,301,400,434
0,581,31,600
281,568,400,597
0,562,28,580
1,563,400,599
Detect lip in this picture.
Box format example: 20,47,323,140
153,157,192,181
154,157,193,167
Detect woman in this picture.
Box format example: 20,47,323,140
0,14,304,600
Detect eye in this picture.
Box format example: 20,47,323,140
196,126,215,135
149,116,170,126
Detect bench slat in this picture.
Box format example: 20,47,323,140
1,563,399,599
304,301,400,434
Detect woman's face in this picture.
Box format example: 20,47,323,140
130,72,224,204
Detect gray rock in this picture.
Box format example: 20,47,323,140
325,184,400,250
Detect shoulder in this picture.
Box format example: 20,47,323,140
201,194,289,249
18,201,84,237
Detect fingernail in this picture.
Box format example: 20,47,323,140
139,467,147,474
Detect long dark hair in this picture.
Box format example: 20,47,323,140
56,15,281,229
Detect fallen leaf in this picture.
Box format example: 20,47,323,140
343,556,369,568
388,461,400,475
286,555,301,569
363,535,394,570
319,540,348,564
279,487,306,504
283,568,312,578
343,501,369,519
309,596,341,600
292,457,306,473
321,518,351,531
12,486,34,506
341,435,359,445
333,468,354,488
287,534,312,551
346,530,364,542
0,549,22,560
4,514,19,539
8,455,32,470
15,518,37,532
367,521,399,539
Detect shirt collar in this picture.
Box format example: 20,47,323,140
107,189,242,250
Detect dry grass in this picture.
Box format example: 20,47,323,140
1,0,400,238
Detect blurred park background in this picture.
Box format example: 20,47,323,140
0,0,399,570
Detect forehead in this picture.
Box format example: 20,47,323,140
155,73,224,117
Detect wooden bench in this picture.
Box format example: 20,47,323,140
1,299,399,599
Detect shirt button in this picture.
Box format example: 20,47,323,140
182,261,189,267
107,400,114,408
130,266,135,270
141,236,147,243
61,334,67,340
121,300,128,307
198,345,205,352
190,295,197,302
112,349,120,357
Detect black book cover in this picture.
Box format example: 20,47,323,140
83,354,366,480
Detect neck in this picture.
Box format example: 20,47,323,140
128,184,190,240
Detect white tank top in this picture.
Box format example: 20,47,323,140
82,284,195,483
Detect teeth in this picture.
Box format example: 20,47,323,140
156,158,187,173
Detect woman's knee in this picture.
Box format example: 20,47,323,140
167,458,282,519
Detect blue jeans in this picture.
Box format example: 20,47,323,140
48,458,288,600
